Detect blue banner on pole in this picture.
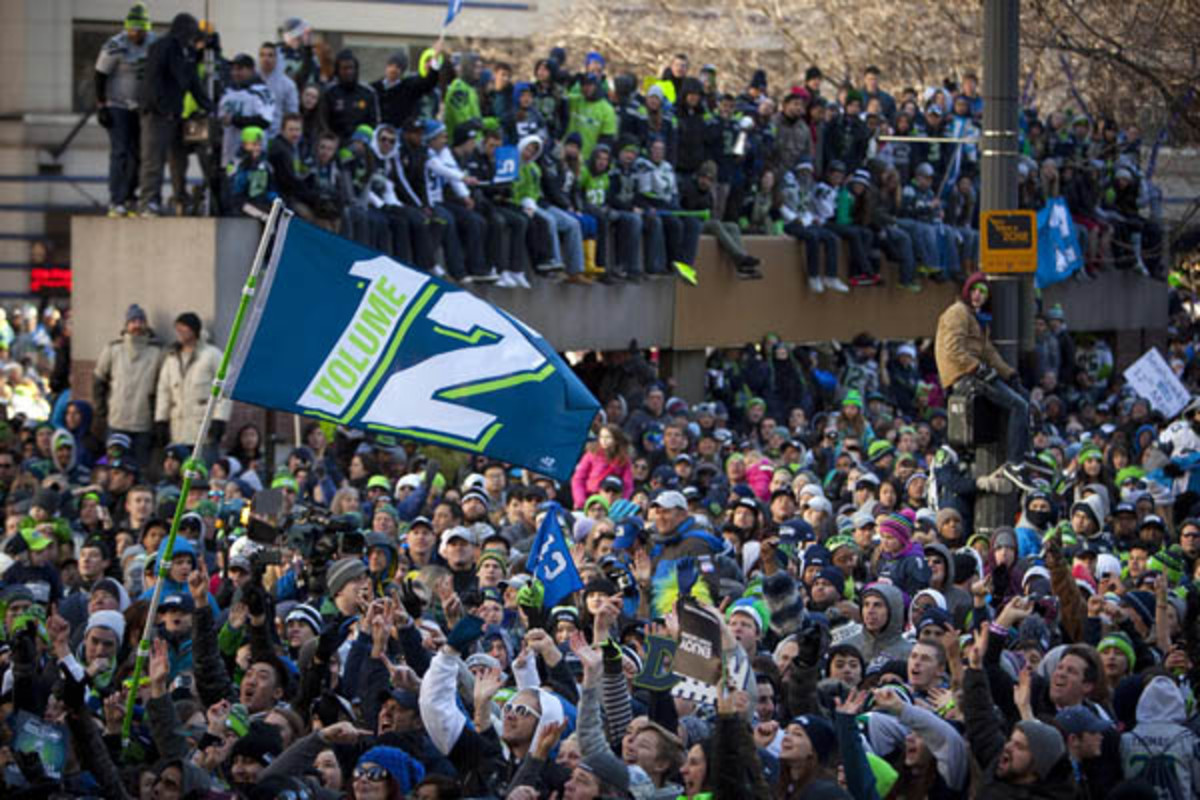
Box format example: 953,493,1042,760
493,145,518,183
525,503,584,608
1035,197,1084,289
227,216,599,481
444,0,464,26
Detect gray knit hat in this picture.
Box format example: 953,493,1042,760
1016,719,1065,780
326,557,367,598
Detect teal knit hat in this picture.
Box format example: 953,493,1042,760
843,390,864,409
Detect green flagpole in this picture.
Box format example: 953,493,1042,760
121,199,286,749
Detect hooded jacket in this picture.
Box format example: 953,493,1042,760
49,428,90,487
1119,676,1200,799
155,336,231,445
845,582,912,661
925,542,973,628
934,273,1015,389
320,50,379,141
141,13,210,117
93,328,164,433
674,78,714,173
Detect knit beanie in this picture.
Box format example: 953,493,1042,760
284,603,322,636
231,721,284,766
878,514,911,549
991,526,1018,552
326,557,368,598
1015,719,1065,780
357,746,426,794
85,609,126,643
816,566,846,596
175,312,201,338
1122,590,1155,630
1097,632,1135,670
792,714,836,764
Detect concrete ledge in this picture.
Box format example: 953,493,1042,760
672,237,960,349
70,216,1168,373
473,278,675,350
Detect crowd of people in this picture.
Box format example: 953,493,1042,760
0,258,1196,800
95,7,1165,291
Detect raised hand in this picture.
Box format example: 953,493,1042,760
835,688,869,716
753,720,780,749
1014,665,1034,719
533,720,566,760
473,666,505,706
103,690,127,735
46,613,70,660
968,625,989,670
871,687,904,715
148,638,171,690
188,561,209,607
568,631,602,685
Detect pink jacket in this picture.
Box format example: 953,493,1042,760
570,450,634,508
746,457,773,502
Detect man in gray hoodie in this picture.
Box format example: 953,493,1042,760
847,583,913,662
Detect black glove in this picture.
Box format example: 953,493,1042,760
398,577,427,619
316,623,342,664
975,363,998,383
96,106,113,128
153,421,170,448
11,620,37,667
208,419,226,446
1162,462,1185,479
794,621,824,669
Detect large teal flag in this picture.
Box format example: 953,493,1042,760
227,214,599,480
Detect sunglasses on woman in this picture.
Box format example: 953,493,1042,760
354,765,389,782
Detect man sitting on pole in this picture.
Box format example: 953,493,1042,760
935,272,1039,490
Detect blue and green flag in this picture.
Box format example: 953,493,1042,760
227,215,598,480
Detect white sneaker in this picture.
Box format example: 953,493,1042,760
496,271,517,288
826,277,850,293
808,276,825,293
475,268,500,283
432,264,448,278
515,272,532,289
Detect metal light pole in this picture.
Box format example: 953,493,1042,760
981,0,1027,367
975,0,1025,534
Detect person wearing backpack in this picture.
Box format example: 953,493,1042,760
1120,676,1200,800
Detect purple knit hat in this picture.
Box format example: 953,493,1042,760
878,513,912,548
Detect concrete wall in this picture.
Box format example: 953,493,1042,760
69,216,1171,401
72,215,261,362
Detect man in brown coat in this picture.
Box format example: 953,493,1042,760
935,272,1031,469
